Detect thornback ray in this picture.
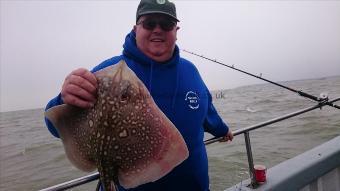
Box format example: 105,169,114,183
45,60,189,191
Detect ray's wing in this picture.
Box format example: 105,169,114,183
45,104,97,172
117,105,189,189
105,64,189,188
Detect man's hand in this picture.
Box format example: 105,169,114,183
61,68,98,108
220,130,234,142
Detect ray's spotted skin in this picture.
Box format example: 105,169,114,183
45,60,189,191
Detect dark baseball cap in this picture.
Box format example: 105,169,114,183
136,0,179,22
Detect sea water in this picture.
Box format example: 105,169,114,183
1,76,339,191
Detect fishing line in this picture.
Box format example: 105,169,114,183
181,49,340,110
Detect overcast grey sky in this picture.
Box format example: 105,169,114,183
1,0,340,112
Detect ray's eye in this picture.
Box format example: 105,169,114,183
120,91,129,102
119,81,131,103
120,85,130,103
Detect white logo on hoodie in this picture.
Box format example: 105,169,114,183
185,91,199,110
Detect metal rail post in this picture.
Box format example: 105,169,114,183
244,132,256,187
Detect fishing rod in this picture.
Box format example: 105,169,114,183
181,49,340,110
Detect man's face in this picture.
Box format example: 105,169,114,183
134,14,179,62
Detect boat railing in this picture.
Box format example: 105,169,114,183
38,97,340,191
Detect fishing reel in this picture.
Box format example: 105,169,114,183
318,92,329,110
319,92,329,100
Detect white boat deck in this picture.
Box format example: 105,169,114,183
225,136,340,191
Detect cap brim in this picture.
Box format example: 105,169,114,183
139,11,179,22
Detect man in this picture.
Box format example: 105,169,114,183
45,0,233,190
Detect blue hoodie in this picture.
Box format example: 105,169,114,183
45,31,229,191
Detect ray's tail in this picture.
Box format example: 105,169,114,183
97,162,119,191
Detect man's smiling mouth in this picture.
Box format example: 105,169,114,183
150,38,164,42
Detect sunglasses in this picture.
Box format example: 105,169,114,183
137,18,176,31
